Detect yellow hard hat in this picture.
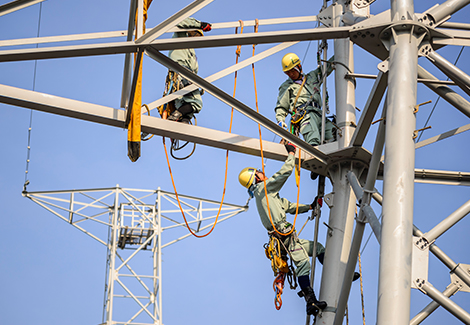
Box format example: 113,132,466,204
281,53,301,72
238,167,257,189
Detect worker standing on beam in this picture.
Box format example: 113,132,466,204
238,143,327,316
275,53,335,147
163,17,212,123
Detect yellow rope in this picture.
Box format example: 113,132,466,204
359,251,366,325
252,20,302,238
159,20,244,238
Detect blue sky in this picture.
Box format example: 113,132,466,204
1,0,470,324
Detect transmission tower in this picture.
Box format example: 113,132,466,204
2,0,470,324
23,186,246,325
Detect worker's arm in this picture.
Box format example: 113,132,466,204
281,197,311,214
265,153,295,193
274,81,291,124
176,17,203,29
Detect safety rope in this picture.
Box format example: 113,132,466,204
252,22,302,238
160,21,247,238
358,251,366,325
23,2,43,193
265,234,297,310
274,272,286,310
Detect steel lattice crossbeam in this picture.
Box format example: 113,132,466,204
23,187,246,325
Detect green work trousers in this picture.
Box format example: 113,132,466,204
300,110,334,146
284,235,325,277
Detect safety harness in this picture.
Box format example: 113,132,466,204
157,70,198,160
264,227,298,310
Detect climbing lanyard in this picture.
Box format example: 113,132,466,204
253,30,302,238
160,21,248,238
264,234,297,310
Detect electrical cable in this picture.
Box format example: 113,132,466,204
417,46,465,142
23,2,43,192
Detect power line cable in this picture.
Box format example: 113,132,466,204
417,46,465,142
23,2,43,192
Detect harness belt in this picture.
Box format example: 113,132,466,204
291,101,321,125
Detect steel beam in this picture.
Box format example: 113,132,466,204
0,31,127,48
415,279,470,324
145,42,298,112
439,21,470,30
135,0,213,44
318,3,358,324
426,50,470,98
414,226,470,289
424,198,470,242
334,107,385,325
410,282,460,325
424,0,470,26
416,123,470,149
0,0,44,17
378,168,470,186
414,168,470,186
346,73,457,85
144,47,329,163
350,69,388,147
0,83,319,167
417,66,470,119
0,26,351,63
120,0,138,108
377,1,418,323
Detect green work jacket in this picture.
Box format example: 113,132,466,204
168,17,203,73
252,154,310,232
275,56,335,124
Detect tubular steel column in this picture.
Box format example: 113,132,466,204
317,1,358,324
377,1,418,324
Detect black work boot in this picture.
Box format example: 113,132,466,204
167,110,183,122
310,171,319,180
180,115,191,124
298,286,327,315
353,271,360,282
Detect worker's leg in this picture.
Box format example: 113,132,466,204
323,118,334,142
291,236,327,315
300,112,321,146
168,87,202,122
298,238,325,259
287,237,311,277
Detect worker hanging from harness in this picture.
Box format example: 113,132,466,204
275,52,336,147
158,17,212,123
238,143,327,316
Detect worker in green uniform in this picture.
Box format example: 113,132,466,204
165,17,212,123
275,52,335,146
238,142,327,316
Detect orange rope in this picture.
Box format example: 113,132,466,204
274,272,286,310
253,19,302,237
160,22,244,238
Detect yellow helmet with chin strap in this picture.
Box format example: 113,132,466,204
238,167,257,189
281,53,301,72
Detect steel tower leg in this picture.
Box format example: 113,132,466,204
377,1,418,324
106,188,120,324
317,1,358,324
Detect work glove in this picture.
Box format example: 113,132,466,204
310,196,322,210
200,22,212,32
277,120,287,129
284,142,296,154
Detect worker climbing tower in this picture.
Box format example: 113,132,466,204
1,0,470,324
